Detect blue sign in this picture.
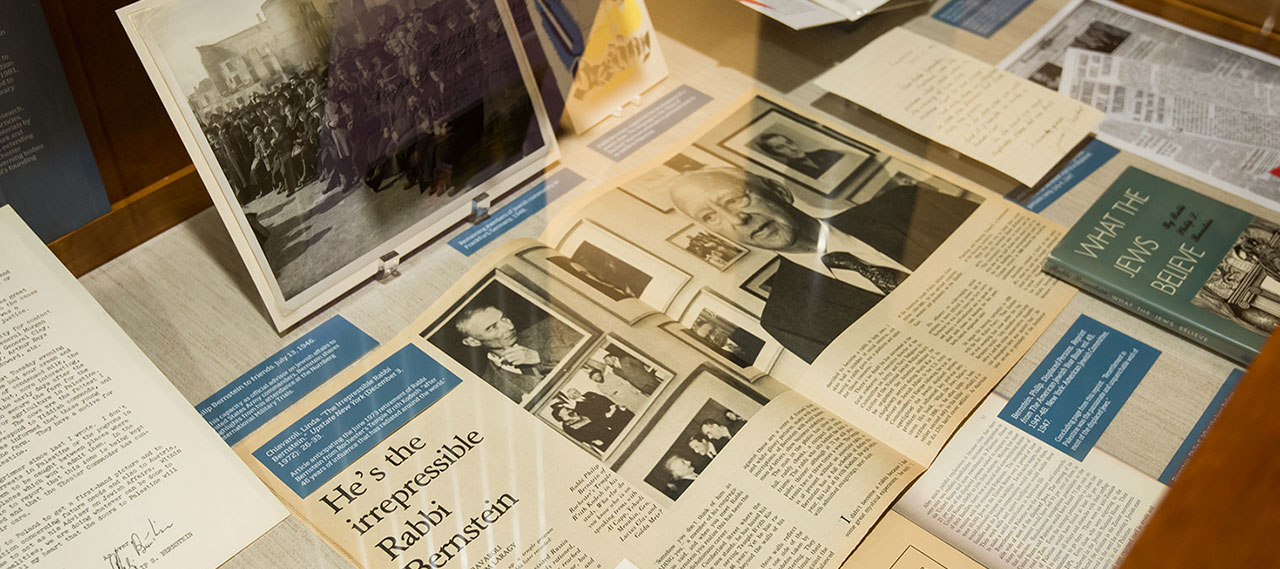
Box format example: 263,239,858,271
198,315,378,445
1159,368,1244,484
1001,316,1161,460
588,85,712,162
0,0,110,241
933,0,1034,38
253,344,461,498
449,168,584,256
1010,139,1119,213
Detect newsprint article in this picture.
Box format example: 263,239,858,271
233,93,1074,569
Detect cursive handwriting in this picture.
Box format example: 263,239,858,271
103,517,174,569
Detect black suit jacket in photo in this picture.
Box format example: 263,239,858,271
760,185,979,363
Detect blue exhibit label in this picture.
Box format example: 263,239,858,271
253,344,461,498
1159,368,1244,484
197,315,378,446
588,85,712,162
0,0,110,242
449,168,585,256
1000,316,1161,460
933,0,1034,38
1009,139,1119,213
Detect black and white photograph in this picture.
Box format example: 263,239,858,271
558,221,692,312
1192,219,1280,336
740,257,780,302
678,289,780,371
424,273,592,407
533,337,675,457
1028,62,1064,90
719,108,872,196
1069,20,1131,54
666,224,748,271
616,148,723,213
664,97,984,363
642,399,746,500
122,0,556,326
547,254,646,301
611,366,766,504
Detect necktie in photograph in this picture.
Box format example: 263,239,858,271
821,251,906,294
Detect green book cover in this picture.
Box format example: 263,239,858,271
1047,167,1279,364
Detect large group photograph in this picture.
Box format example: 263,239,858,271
127,0,555,307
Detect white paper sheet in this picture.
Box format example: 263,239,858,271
816,27,1103,186
0,206,287,568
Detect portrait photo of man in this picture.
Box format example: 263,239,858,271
669,167,980,362
752,131,845,180
428,278,587,406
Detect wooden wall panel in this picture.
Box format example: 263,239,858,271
41,0,192,194
1116,0,1280,56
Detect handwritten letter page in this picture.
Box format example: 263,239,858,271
0,207,286,568
815,28,1103,186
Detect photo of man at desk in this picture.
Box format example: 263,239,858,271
670,167,978,362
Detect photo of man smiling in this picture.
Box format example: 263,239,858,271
670,167,978,362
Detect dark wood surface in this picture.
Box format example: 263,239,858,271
39,0,197,275
48,166,212,277
34,2,1280,562
1120,328,1280,568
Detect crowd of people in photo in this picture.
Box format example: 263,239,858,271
203,72,326,203
198,0,522,206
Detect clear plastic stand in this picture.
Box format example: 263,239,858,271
609,94,645,119
375,251,401,282
469,192,493,223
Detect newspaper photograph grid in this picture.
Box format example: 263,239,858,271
1001,0,1280,211
418,253,773,507
126,0,553,305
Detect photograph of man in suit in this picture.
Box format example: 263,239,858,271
753,132,845,180
670,167,979,363
451,302,582,405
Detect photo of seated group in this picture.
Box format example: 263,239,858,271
423,267,770,505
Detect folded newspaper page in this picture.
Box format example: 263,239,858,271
542,92,1075,464
229,91,1071,569
1002,0,1280,212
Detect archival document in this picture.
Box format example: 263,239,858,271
0,206,287,569
814,28,1103,187
237,239,922,569
1002,0,1280,212
894,396,1166,569
230,91,1072,569
542,92,1074,464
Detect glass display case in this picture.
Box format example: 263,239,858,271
2,0,1278,568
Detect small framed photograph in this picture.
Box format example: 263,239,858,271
422,272,595,409
614,365,768,504
557,220,691,312
531,335,676,458
739,257,781,302
666,224,748,271
719,108,872,196
675,289,782,372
